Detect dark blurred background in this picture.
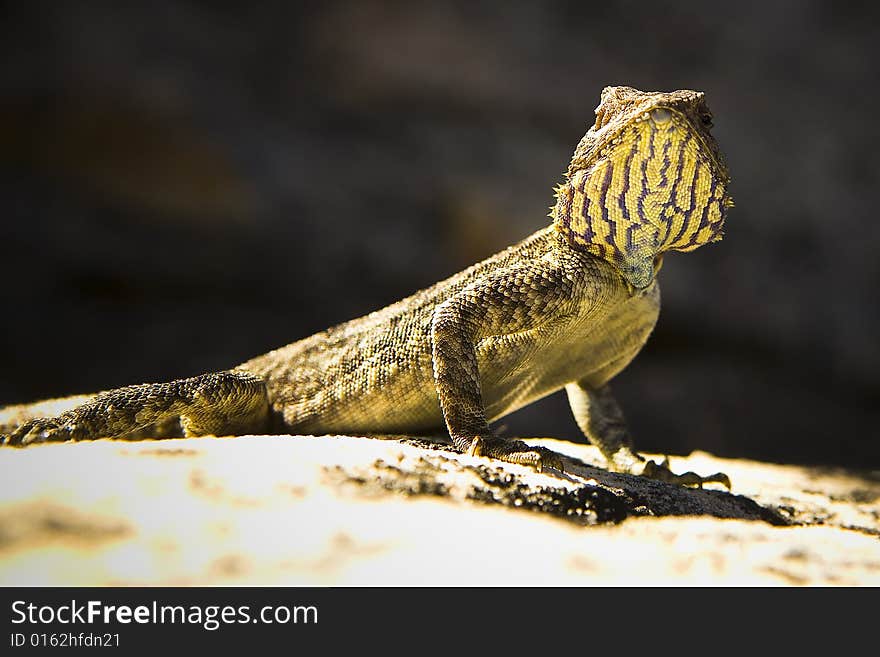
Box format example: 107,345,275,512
1,1,878,467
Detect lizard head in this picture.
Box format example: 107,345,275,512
554,86,734,288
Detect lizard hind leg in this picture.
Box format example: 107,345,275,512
2,370,270,446
177,370,271,437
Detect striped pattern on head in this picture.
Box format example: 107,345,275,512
553,87,733,288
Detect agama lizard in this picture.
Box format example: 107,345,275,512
2,86,734,487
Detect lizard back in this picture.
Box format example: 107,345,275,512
240,226,660,435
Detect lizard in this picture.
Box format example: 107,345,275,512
1,86,734,488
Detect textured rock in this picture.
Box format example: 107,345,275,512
1,435,876,586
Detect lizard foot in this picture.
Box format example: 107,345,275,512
466,436,565,473
641,457,731,489
1,417,74,447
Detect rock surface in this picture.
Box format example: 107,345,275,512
1,435,877,586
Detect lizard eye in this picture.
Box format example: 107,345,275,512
700,111,714,128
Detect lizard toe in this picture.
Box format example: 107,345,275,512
3,418,71,447
641,458,731,489
466,436,565,473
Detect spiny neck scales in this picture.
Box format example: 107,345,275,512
553,87,732,288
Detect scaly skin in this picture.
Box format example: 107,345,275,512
2,86,733,487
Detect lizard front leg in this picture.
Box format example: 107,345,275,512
565,380,730,488
430,264,569,472
2,370,270,446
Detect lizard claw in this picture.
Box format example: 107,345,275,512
466,436,565,474
2,418,73,447
641,458,731,489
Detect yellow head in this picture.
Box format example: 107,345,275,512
554,86,734,288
